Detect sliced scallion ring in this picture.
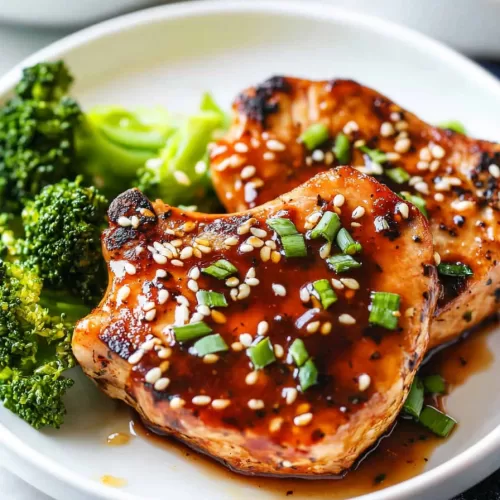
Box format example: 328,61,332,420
403,377,424,419
368,291,401,330
247,337,276,369
423,374,446,394
310,211,341,243
437,263,473,277
289,338,309,367
173,321,212,342
336,228,362,255
312,279,337,309
326,254,362,273
385,167,410,184
299,123,329,150
419,405,456,437
299,359,318,391
266,217,299,237
333,132,350,165
196,290,228,308
201,259,238,279
193,333,228,356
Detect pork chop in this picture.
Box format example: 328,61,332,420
210,77,500,347
73,167,437,477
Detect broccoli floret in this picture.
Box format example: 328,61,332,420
0,260,83,428
21,177,108,305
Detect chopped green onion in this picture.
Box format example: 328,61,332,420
193,333,228,356
385,167,410,184
423,375,446,394
281,233,307,258
196,290,228,308
299,359,318,391
310,211,341,243
369,291,401,330
201,259,238,279
289,338,309,367
400,192,428,218
359,145,388,165
312,279,337,309
438,120,466,135
374,216,390,232
336,228,362,255
326,254,362,273
419,406,457,437
333,132,351,164
173,321,212,342
403,377,424,419
266,217,298,237
299,123,329,150
437,263,473,277
247,337,276,369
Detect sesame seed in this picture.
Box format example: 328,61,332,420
117,216,132,227
380,122,395,137
237,218,257,235
269,417,284,433
245,371,259,385
274,344,284,358
282,460,293,468
452,200,475,212
263,151,276,161
351,222,361,228
284,387,298,405
171,259,184,267
339,314,356,325
124,262,137,275
176,295,189,306
386,152,401,162
181,221,196,233
211,310,227,324
231,341,244,352
414,181,430,195
154,377,170,391
431,144,445,159
153,253,168,265
305,156,313,166
116,285,130,304
405,307,415,318
130,216,140,229
187,279,199,292
226,277,240,288
266,139,286,151
300,287,310,303
154,241,170,257
272,283,287,297
394,138,411,154
158,289,169,305
395,120,409,131
192,395,211,406
352,206,365,219
257,321,269,336
239,333,253,347
325,151,334,165
397,203,409,219
251,137,260,148
143,301,155,311
224,236,239,246
321,322,332,335
128,349,144,365
230,288,238,301
247,236,264,248
340,278,360,290
240,165,256,180
434,193,445,202
188,266,200,280
332,278,344,290
237,283,251,300
306,321,320,333
156,269,167,279
271,251,281,263
419,147,431,161
170,397,186,410
212,399,231,410
194,160,207,174
319,242,331,259
434,252,441,265
260,246,271,262
246,277,260,287
489,164,500,178
158,347,172,359
294,412,313,427
248,399,265,410
234,142,249,153
203,354,219,364
390,111,402,122
197,304,211,316
416,161,430,171
265,239,277,249
312,149,325,162
141,338,158,351
145,367,162,384
358,373,371,391
180,246,193,260
196,245,211,255
343,120,359,135
250,227,267,238
144,309,156,322
175,304,190,325
333,194,345,207
173,170,191,186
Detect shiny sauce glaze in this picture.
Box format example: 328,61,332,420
79,166,436,476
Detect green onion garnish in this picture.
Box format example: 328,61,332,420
438,120,466,135
336,228,362,255
368,291,401,330
326,254,362,273
289,338,309,367
333,132,351,164
359,145,388,165
201,259,238,279
403,377,424,419
173,321,212,342
247,337,276,369
299,123,329,150
312,279,337,309
385,167,410,184
281,234,307,258
437,263,473,277
193,333,228,356
266,217,298,237
419,406,456,437
299,359,318,391
423,375,446,394
400,192,428,218
196,290,228,308
310,211,341,243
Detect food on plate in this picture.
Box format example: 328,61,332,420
73,166,437,476
210,76,500,348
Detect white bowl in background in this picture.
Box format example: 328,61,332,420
0,1,500,499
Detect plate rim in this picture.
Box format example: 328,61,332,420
0,1,499,499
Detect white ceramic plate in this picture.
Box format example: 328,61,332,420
0,2,500,499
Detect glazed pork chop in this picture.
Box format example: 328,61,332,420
210,77,500,348
73,167,437,477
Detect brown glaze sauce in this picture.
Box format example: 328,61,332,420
110,320,494,498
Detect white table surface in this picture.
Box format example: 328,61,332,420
0,22,72,500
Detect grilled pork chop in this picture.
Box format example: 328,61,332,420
73,167,437,476
210,77,500,348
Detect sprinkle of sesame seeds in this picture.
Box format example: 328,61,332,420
358,373,371,391
157,289,169,305
230,288,238,301
300,287,310,303
171,259,184,268
237,217,257,235
130,216,140,229
269,417,284,433
170,397,186,409
260,246,271,262
266,139,286,151
351,222,361,228
271,251,281,263
117,216,132,227
283,387,298,405
212,399,231,410
196,245,211,255
416,161,430,171
203,353,220,364
247,236,264,248
312,149,325,162
239,333,253,347
224,236,239,246
241,165,256,180
333,194,345,207
397,203,409,219
246,277,260,287
194,160,207,174
434,193,445,202
248,399,265,410
352,206,365,219
186,280,198,293
128,349,144,365
177,295,189,306
305,156,313,166
431,144,445,159
339,314,356,325
154,377,170,391
489,164,500,178
325,151,334,165
173,170,191,186
257,321,269,336
181,221,196,233
319,242,331,259
143,301,155,311
452,200,475,212
145,367,162,384
231,341,244,352
394,137,411,154
343,120,359,135
211,310,227,324
321,322,332,335
414,181,430,195
197,304,211,317
144,309,156,322
395,120,408,131
153,253,168,265
141,338,158,351
265,239,277,249
340,278,360,290
282,460,293,468
192,395,212,406
179,246,193,260
175,304,190,325
331,278,344,290
405,307,415,318
272,283,287,297
225,277,239,288
294,412,313,427
124,262,137,275
263,151,276,161
380,122,395,137
250,137,260,148
240,243,253,253
158,347,172,359
116,285,130,304
245,371,259,385
434,252,441,265
306,321,320,333
188,267,200,281
156,269,167,279
274,344,284,358
250,227,267,239
234,142,249,153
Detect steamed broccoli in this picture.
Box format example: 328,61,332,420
0,260,84,429
22,177,108,304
